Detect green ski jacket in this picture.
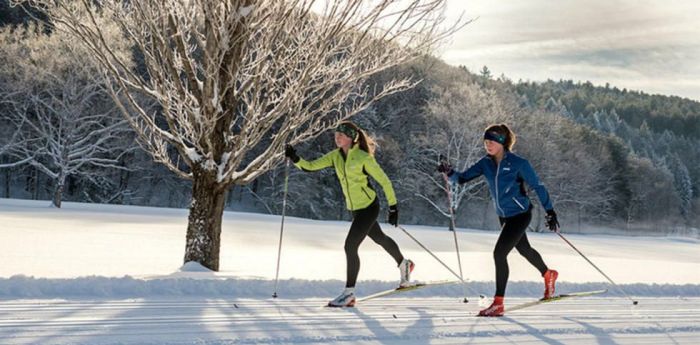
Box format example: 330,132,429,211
295,145,397,211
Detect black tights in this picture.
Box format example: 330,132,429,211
345,198,404,288
494,208,548,296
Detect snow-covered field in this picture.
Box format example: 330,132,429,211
1,198,699,344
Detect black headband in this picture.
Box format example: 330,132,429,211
484,131,506,144
336,123,358,140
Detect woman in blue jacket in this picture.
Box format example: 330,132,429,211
438,124,560,317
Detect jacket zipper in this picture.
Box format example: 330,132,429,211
342,150,354,210
495,159,505,216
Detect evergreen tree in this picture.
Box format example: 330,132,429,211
479,65,492,79
670,155,693,221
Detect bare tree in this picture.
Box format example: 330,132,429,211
403,80,513,228
0,25,135,207
0,28,35,170
16,0,463,270
0,117,34,169
9,87,133,208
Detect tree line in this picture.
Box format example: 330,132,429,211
1,6,697,239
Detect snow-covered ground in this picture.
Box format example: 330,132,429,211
1,198,699,344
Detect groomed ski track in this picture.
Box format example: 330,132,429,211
1,297,698,344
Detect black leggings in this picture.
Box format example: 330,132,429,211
345,198,404,288
494,208,548,296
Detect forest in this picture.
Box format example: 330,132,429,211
1,2,698,236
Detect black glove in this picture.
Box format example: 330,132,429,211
388,204,399,227
284,144,300,163
437,160,454,176
545,209,559,231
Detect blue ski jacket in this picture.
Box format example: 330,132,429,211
449,152,554,218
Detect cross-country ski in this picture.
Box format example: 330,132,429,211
323,280,459,307
504,289,609,313
357,280,461,303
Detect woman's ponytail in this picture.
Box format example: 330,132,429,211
339,121,375,156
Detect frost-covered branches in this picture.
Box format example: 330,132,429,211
0,25,135,207
15,0,462,187
403,79,512,224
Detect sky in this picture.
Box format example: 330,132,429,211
440,0,700,101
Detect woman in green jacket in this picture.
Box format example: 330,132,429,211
285,121,414,307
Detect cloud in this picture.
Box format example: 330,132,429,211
442,0,700,100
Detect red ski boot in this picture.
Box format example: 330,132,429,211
478,296,504,317
543,269,558,299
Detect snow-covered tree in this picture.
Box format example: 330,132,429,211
624,155,677,226
479,65,492,79
0,117,33,169
669,155,693,221
0,30,35,170
9,86,133,208
543,97,559,113
0,25,135,208
606,109,622,134
405,81,513,228
591,110,604,131
16,0,463,270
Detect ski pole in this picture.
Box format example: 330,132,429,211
555,230,638,305
439,155,468,303
397,225,475,300
272,159,291,298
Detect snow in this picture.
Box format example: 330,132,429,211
179,261,211,272
184,147,202,163
238,5,254,18
217,151,231,182
1,198,699,344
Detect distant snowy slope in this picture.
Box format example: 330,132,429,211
1,198,699,300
